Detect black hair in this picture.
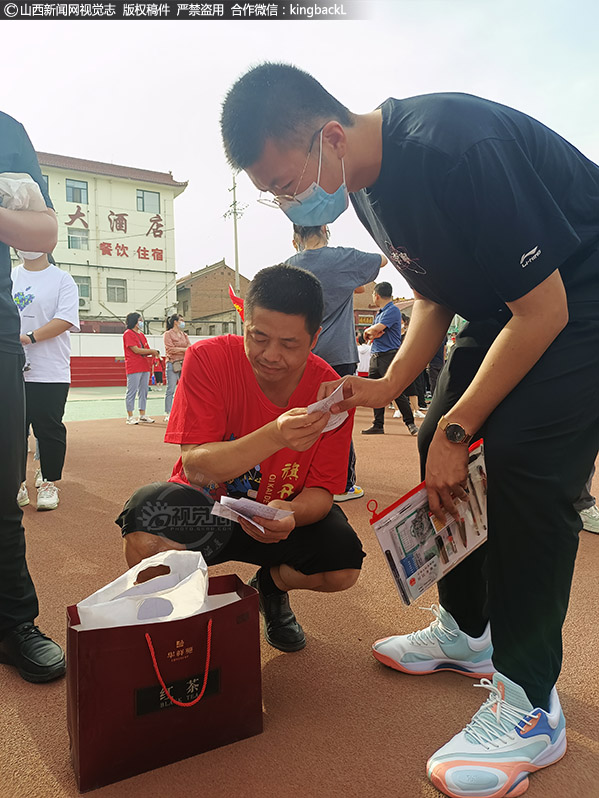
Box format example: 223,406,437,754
166,313,181,330
374,281,393,299
357,332,366,345
221,62,354,170
245,264,324,338
126,312,142,330
293,224,330,248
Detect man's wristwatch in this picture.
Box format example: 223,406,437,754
438,415,472,445
26,331,37,344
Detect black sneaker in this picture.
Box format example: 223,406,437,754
407,423,419,436
248,573,306,652
361,426,384,435
0,622,65,683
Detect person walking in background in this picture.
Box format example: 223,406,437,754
427,340,446,398
163,313,190,423
356,331,371,377
362,283,417,436
123,312,158,425
152,355,165,391
13,252,79,511
575,463,599,534
0,110,65,682
286,223,386,501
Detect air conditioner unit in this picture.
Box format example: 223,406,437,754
79,297,91,311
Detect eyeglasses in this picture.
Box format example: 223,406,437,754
257,125,326,209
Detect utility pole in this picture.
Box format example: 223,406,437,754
224,173,248,335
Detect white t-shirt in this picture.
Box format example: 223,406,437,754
357,342,372,373
11,263,80,383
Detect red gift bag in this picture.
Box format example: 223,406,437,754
67,574,263,792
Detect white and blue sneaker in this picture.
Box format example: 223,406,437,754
427,673,567,797
372,604,495,678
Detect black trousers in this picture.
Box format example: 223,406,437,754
0,352,38,636
417,310,599,709
116,482,366,575
332,362,358,491
24,382,69,482
368,349,414,427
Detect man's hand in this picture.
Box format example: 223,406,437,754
151,349,160,357
425,429,470,521
19,334,30,346
316,375,393,412
237,499,296,544
271,407,329,451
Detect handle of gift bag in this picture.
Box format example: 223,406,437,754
144,618,213,708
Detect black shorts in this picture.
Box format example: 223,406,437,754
116,482,365,575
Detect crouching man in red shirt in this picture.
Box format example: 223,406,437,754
116,264,364,652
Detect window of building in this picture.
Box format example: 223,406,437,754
66,178,88,204
73,275,91,299
41,174,49,192
195,326,202,335
208,325,216,336
68,228,89,250
136,189,160,213
222,322,229,334
182,300,189,315
107,278,127,303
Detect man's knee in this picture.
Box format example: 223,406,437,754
123,530,184,568
321,568,361,592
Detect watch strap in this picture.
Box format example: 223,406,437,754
26,331,37,344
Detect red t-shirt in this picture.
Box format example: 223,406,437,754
123,328,151,374
165,335,354,502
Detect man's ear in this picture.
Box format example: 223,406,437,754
310,327,322,351
322,120,347,158
292,239,299,252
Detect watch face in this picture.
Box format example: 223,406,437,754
446,423,467,443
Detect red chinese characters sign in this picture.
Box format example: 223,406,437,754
98,211,164,261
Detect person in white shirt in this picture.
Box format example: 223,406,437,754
12,251,79,510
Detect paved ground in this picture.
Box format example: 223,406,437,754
63,386,168,422
3,406,598,798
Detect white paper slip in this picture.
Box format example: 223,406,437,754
210,501,266,532
221,496,294,521
210,495,294,535
306,381,348,433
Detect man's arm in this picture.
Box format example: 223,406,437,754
181,408,329,487
425,269,568,518
20,318,70,345
363,322,386,340
318,293,454,408
0,207,58,252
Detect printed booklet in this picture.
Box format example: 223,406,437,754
369,440,487,605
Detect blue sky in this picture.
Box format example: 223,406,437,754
2,0,598,296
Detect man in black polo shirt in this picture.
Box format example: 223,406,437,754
0,112,65,682
220,65,599,798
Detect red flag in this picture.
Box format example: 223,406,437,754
228,284,244,321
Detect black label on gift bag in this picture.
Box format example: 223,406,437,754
135,669,220,716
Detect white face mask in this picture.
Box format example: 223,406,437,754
17,250,45,261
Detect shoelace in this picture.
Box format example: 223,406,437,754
464,678,538,748
11,623,48,644
38,484,59,500
407,603,459,646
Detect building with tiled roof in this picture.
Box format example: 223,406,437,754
13,152,188,333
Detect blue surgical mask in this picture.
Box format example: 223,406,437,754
279,130,349,226
138,320,143,330
178,320,186,330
